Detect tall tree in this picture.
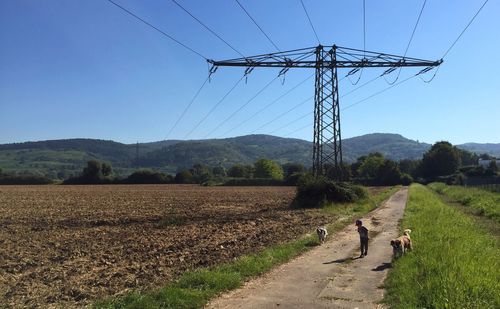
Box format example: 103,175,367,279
254,159,284,180
422,141,461,177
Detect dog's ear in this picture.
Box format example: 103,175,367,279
390,240,394,246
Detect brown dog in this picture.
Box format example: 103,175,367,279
390,229,412,258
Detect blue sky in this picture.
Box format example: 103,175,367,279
1,0,498,145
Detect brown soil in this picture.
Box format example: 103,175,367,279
0,184,339,308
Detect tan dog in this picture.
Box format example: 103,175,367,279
390,229,412,258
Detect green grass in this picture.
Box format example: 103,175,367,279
94,186,398,309
383,184,500,309
428,182,500,223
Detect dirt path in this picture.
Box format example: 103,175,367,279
207,187,409,309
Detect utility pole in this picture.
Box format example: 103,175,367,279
208,45,441,178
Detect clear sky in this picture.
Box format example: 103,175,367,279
1,0,498,145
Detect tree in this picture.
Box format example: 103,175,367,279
357,153,385,179
398,159,419,177
282,163,305,179
378,160,403,185
212,166,227,177
101,162,113,177
254,159,284,180
82,160,102,180
190,164,211,177
175,170,193,183
325,163,352,181
486,160,498,175
422,141,461,178
458,149,478,166
228,164,253,178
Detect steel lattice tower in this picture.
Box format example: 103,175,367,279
209,45,441,178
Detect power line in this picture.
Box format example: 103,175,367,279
270,111,312,135
273,72,417,137
106,0,207,60
284,121,312,137
249,74,374,135
363,0,366,56
442,0,489,58
403,0,427,57
250,95,314,133
341,74,416,111
170,0,246,58
184,75,245,138
385,0,427,85
165,76,210,139
300,0,321,45
222,73,314,136
203,76,279,138
234,0,281,52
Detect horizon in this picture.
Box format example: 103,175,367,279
1,1,499,145
1,132,498,147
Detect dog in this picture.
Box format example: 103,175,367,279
390,229,412,258
316,227,328,244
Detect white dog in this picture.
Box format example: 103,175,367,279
316,227,328,244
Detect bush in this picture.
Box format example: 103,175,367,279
0,173,53,185
123,170,173,184
222,178,286,186
293,174,367,208
400,173,413,186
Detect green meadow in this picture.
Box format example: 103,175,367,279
384,184,499,308
429,182,500,223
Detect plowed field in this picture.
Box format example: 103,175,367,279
0,185,337,308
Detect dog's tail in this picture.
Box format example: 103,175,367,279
403,229,412,236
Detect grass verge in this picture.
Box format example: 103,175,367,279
94,186,398,309
383,184,500,308
428,182,500,223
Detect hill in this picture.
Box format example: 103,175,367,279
0,134,498,178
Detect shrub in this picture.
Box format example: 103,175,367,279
222,178,286,186
0,172,52,185
293,174,367,208
400,173,413,186
124,170,173,184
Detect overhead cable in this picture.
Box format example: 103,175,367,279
234,0,281,52
442,0,489,58
300,0,321,44
204,76,279,138
184,75,245,138
385,0,427,85
171,0,246,58
165,76,210,139
106,0,207,60
250,95,314,133
222,73,314,136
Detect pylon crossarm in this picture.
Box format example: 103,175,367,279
208,45,442,70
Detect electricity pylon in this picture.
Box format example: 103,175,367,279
208,45,442,178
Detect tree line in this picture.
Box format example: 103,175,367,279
0,141,497,185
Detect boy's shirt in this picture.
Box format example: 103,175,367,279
357,226,369,239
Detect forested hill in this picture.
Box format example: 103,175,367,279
0,133,498,177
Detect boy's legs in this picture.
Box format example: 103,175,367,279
360,238,368,256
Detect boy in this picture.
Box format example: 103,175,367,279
355,219,368,258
